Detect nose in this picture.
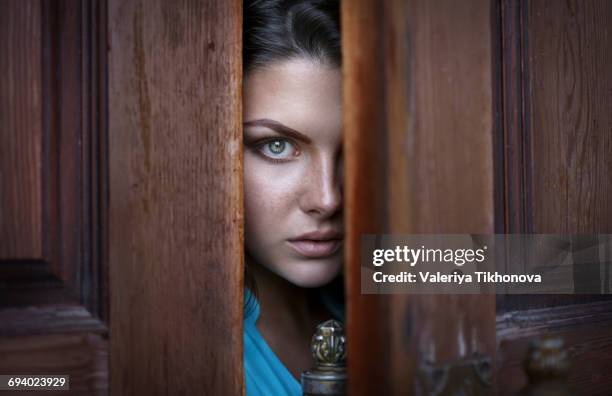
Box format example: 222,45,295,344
298,154,343,219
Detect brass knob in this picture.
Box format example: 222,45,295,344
301,319,347,396
520,336,573,396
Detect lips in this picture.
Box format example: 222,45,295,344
287,229,343,258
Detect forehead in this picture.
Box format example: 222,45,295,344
243,58,342,143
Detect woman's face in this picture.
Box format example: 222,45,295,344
243,58,343,288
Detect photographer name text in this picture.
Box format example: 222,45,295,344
372,271,542,284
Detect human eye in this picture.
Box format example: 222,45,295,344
257,138,300,162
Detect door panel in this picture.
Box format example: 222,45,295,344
498,0,612,236
496,1,612,394
527,0,612,234
108,0,243,394
0,1,109,394
344,0,611,394
0,0,43,260
497,300,612,394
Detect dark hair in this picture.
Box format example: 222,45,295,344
243,0,341,75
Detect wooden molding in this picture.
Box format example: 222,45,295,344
497,300,612,341
0,305,107,338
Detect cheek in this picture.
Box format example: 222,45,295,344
243,160,298,237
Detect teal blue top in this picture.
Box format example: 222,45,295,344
243,290,302,396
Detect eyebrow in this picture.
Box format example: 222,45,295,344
243,119,312,144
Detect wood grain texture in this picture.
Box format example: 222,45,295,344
400,0,496,392
108,1,243,394
528,0,612,234
497,300,612,340
497,301,612,395
0,305,107,337
0,0,108,319
496,0,612,303
499,0,612,235
343,0,495,394
497,0,612,309
400,0,495,235
342,1,392,394
0,0,43,259
0,3,109,396
0,333,108,395
496,2,612,392
498,0,529,235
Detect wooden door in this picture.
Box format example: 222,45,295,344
4,0,610,394
343,0,612,395
0,1,109,394
1,0,244,394
108,0,243,395
496,1,612,394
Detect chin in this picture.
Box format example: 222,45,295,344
283,259,342,288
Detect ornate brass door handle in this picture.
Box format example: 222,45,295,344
301,319,347,396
